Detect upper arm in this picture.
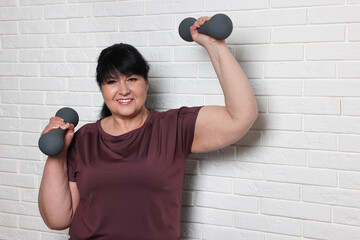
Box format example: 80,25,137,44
191,106,256,153
69,181,80,220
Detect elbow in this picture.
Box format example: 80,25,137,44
45,220,71,231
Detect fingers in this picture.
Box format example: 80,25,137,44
41,117,71,136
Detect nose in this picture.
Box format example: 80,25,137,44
117,80,131,96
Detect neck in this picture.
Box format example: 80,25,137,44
103,108,150,136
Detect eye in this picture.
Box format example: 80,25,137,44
127,77,138,82
105,79,117,84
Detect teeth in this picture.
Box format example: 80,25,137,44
118,99,132,103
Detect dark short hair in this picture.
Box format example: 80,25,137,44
96,43,150,118
96,43,149,87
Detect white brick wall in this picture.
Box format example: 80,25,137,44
1,0,360,239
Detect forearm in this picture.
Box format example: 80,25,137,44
205,42,258,121
38,156,73,230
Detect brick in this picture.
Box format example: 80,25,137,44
234,179,301,200
266,235,303,240
0,50,18,62
309,6,360,24
204,95,225,106
0,78,18,90
118,16,174,31
0,132,21,145
19,20,66,34
196,192,258,213
174,80,222,94
234,45,303,62
261,199,331,222
20,49,65,62
334,207,360,227
339,135,360,153
235,131,262,146
236,9,307,27
0,0,17,7
184,175,232,193
47,34,95,48
0,145,41,160
235,213,302,236
180,222,201,239
0,105,20,118
273,25,345,43
0,227,40,240
198,62,263,79
265,165,337,186
20,78,67,91
191,146,236,161
0,200,39,216
174,47,210,62
182,191,194,206
237,146,306,166
339,62,360,78
146,94,203,110
68,77,99,92
148,78,173,94
41,63,88,77
66,49,97,63
20,0,65,5
0,172,38,188
272,0,344,8
307,43,360,60
94,1,143,17
0,158,17,173
19,216,53,232
46,92,94,106
252,113,301,131
268,97,340,114
205,0,269,11
139,47,173,62
263,132,337,150
0,7,43,21
342,99,360,116
264,62,336,78
70,18,118,33
339,171,360,190
0,22,18,35
252,79,302,96
0,64,39,77
202,225,264,240
0,186,19,200
184,159,198,175
305,80,360,97
201,160,263,179
22,133,39,147
21,188,39,203
96,32,149,48
149,31,185,47
48,4,94,20
149,63,196,78
19,161,44,175
304,116,360,134
227,28,271,45
303,186,360,208
2,35,45,49
147,0,202,14
181,207,233,226
304,221,360,240
308,151,360,171
349,24,360,41
0,213,17,227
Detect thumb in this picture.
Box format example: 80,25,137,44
63,124,75,151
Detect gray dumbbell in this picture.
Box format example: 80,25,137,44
178,13,233,42
38,107,79,156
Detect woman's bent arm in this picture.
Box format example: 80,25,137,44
191,17,258,153
38,121,79,230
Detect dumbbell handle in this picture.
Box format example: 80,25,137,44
179,13,233,42
38,107,79,157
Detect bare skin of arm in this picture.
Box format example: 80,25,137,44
190,17,258,153
38,118,80,230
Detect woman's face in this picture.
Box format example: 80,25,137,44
101,74,149,119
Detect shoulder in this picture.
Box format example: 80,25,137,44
73,121,98,139
153,106,202,120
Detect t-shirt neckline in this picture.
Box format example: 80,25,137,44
97,109,154,141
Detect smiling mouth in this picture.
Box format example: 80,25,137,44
117,99,133,104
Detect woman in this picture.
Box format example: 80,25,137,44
38,17,258,239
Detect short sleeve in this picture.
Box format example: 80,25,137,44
67,135,78,182
178,106,202,156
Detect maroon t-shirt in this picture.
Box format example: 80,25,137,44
67,107,202,240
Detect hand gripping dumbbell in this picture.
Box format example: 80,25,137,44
38,107,79,157
178,13,233,42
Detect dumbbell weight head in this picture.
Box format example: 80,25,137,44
178,13,233,42
38,107,79,157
